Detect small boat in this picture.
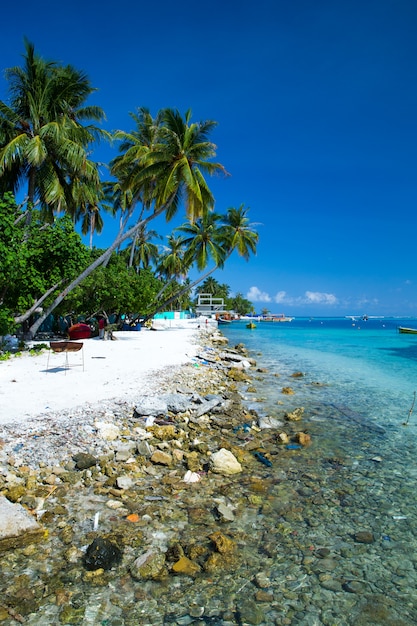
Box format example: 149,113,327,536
68,322,92,340
217,317,232,324
246,322,257,329
260,314,293,322
398,327,417,334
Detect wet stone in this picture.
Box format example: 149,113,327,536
130,548,166,580
83,536,123,571
342,580,365,593
354,531,375,544
236,598,265,625
2,331,417,624
172,556,201,576
316,547,331,558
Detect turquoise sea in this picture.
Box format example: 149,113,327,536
221,317,417,430
218,317,417,624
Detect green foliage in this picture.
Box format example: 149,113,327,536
0,308,15,336
63,255,162,319
0,45,259,333
29,343,48,354
0,192,91,332
227,292,253,316
195,278,230,300
111,107,227,223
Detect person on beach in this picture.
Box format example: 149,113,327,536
98,315,106,339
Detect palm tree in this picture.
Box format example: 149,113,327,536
112,107,228,222
0,40,109,223
195,276,223,296
153,234,191,302
24,107,226,337
179,212,227,270
128,225,160,271
77,202,105,250
110,107,160,220
144,205,258,318
72,178,111,249
222,204,259,261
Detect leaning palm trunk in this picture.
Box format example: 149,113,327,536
14,281,63,326
26,202,170,338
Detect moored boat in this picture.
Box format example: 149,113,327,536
260,314,294,322
398,327,417,334
217,317,232,324
246,322,256,329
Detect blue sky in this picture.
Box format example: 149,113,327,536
1,0,417,316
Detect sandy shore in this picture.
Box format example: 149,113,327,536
0,329,199,426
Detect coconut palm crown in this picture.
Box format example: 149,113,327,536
0,40,109,220
111,107,228,223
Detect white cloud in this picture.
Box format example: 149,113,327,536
271,290,338,307
247,287,339,307
246,286,272,302
304,291,338,305
274,290,288,303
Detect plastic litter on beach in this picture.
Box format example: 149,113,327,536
286,443,302,450
253,451,273,467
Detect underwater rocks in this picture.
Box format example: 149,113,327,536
83,535,123,571
130,548,167,580
285,406,305,421
0,495,44,552
354,530,375,544
4,329,409,624
209,448,242,475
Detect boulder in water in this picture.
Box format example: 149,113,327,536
83,536,123,571
210,448,242,475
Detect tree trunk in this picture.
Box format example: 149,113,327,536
13,281,63,325
26,203,169,338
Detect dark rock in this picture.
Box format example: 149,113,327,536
316,547,331,558
354,531,375,544
83,536,123,571
236,598,265,625
342,580,365,593
321,578,343,592
72,452,97,470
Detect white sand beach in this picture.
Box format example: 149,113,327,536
0,329,199,426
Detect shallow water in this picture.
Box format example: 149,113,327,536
223,317,417,426
219,316,417,623
3,319,417,625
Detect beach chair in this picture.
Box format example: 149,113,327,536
47,341,84,373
